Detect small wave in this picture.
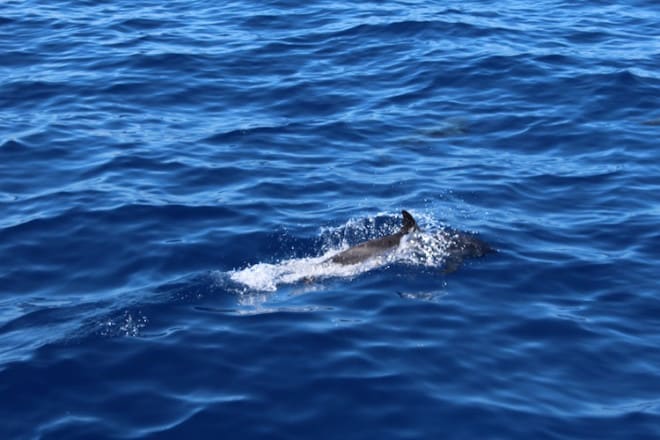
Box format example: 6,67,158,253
0,139,27,152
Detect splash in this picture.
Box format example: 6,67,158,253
97,309,149,337
228,211,476,292
229,250,386,292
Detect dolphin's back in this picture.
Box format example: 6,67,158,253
329,211,416,265
326,210,492,270
330,233,403,265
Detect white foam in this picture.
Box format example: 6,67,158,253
229,249,382,292
229,224,455,292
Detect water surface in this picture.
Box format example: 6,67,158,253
1,1,660,438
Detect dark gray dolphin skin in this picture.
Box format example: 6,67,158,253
329,210,419,265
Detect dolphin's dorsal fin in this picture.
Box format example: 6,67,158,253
401,210,417,233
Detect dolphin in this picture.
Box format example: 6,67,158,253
327,210,493,271
328,210,419,265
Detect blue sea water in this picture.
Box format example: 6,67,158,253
1,0,660,438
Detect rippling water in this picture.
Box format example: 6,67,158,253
2,1,660,438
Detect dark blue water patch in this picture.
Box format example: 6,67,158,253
0,49,46,69
0,204,246,296
0,80,74,109
115,17,172,32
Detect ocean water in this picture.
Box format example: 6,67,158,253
1,0,660,438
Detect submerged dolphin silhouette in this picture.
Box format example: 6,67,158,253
436,228,493,273
328,210,419,265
